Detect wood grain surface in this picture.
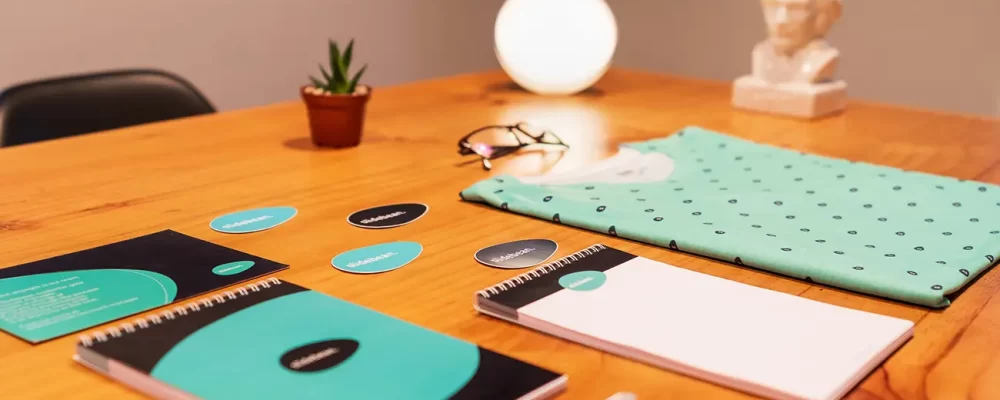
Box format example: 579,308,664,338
1,69,999,399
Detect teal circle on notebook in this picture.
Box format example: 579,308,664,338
150,290,480,399
210,206,297,234
559,270,607,291
331,241,422,274
212,261,255,276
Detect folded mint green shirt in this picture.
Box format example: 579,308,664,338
461,126,1000,307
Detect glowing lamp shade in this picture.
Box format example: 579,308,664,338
495,0,618,95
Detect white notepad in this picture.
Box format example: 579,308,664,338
475,244,914,400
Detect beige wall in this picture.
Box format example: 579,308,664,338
609,0,1000,117
1,0,503,111
3,1,997,117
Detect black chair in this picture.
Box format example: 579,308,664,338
0,69,215,147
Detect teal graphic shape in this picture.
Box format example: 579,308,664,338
212,261,255,276
210,206,297,234
331,242,423,274
0,269,177,342
151,291,480,400
558,271,607,291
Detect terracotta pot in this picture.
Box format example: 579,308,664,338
301,85,372,148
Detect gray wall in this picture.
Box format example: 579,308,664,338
1,0,502,111
610,0,1000,117
2,1,997,117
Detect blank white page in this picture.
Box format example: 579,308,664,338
517,257,914,400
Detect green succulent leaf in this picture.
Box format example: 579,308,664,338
329,40,346,89
319,64,332,82
308,76,326,89
342,39,354,71
348,64,367,93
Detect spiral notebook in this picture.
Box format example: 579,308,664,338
76,279,566,400
475,245,914,400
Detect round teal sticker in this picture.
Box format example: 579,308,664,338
558,271,607,291
212,261,255,276
210,206,297,234
332,242,423,274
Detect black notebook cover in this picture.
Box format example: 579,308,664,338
0,230,287,343
77,279,565,400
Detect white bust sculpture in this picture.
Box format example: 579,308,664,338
732,0,847,118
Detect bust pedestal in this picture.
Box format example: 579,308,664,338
732,76,846,119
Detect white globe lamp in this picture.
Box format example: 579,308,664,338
494,0,618,95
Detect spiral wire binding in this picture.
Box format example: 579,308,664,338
476,244,606,299
77,278,282,347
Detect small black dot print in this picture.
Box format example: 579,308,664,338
735,156,743,161
885,254,896,257
754,179,763,183
740,213,749,217
715,230,725,235
591,197,600,200
608,226,617,236
596,205,606,212
915,246,924,251
669,240,679,250
781,248,792,252
988,255,996,262
703,222,713,225
936,261,947,265
993,231,1000,234
763,189,772,192
979,186,987,192
800,228,810,232
637,198,646,202
585,186,594,190
630,189,640,193
784,165,793,169
729,199,738,204
718,143,727,149
744,167,752,172
649,145,657,150
710,179,719,183
816,239,826,243
878,174,886,178
908,202,917,207
878,217,887,222
767,233,777,237
752,224,762,228
806,190,815,195
683,200,693,204
866,244,876,248
863,204,872,208
960,269,970,276
774,201,783,206
893,186,902,191
931,285,943,290
501,202,509,210
970,218,979,222
818,203,827,207
853,266,864,270
943,232,952,236
907,271,918,276
696,158,703,163
834,251,844,255
925,218,934,223
963,246,973,250
494,189,504,194
543,196,552,202
833,216,843,220
674,188,684,191
735,257,745,265
896,231,906,236
795,177,803,181
837,174,845,179
786,215,796,220
848,230,857,235
703,169,712,173
645,209,654,213
654,217,663,222
953,202,962,207
936,185,944,190
495,178,505,183
552,213,561,222
692,212,702,216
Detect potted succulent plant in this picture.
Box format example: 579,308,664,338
302,39,370,147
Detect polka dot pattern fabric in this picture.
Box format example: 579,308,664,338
460,126,1000,308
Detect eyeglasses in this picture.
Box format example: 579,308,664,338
457,122,569,170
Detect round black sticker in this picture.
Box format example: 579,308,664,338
279,339,359,372
347,203,429,229
474,239,558,269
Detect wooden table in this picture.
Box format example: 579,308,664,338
2,69,999,399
